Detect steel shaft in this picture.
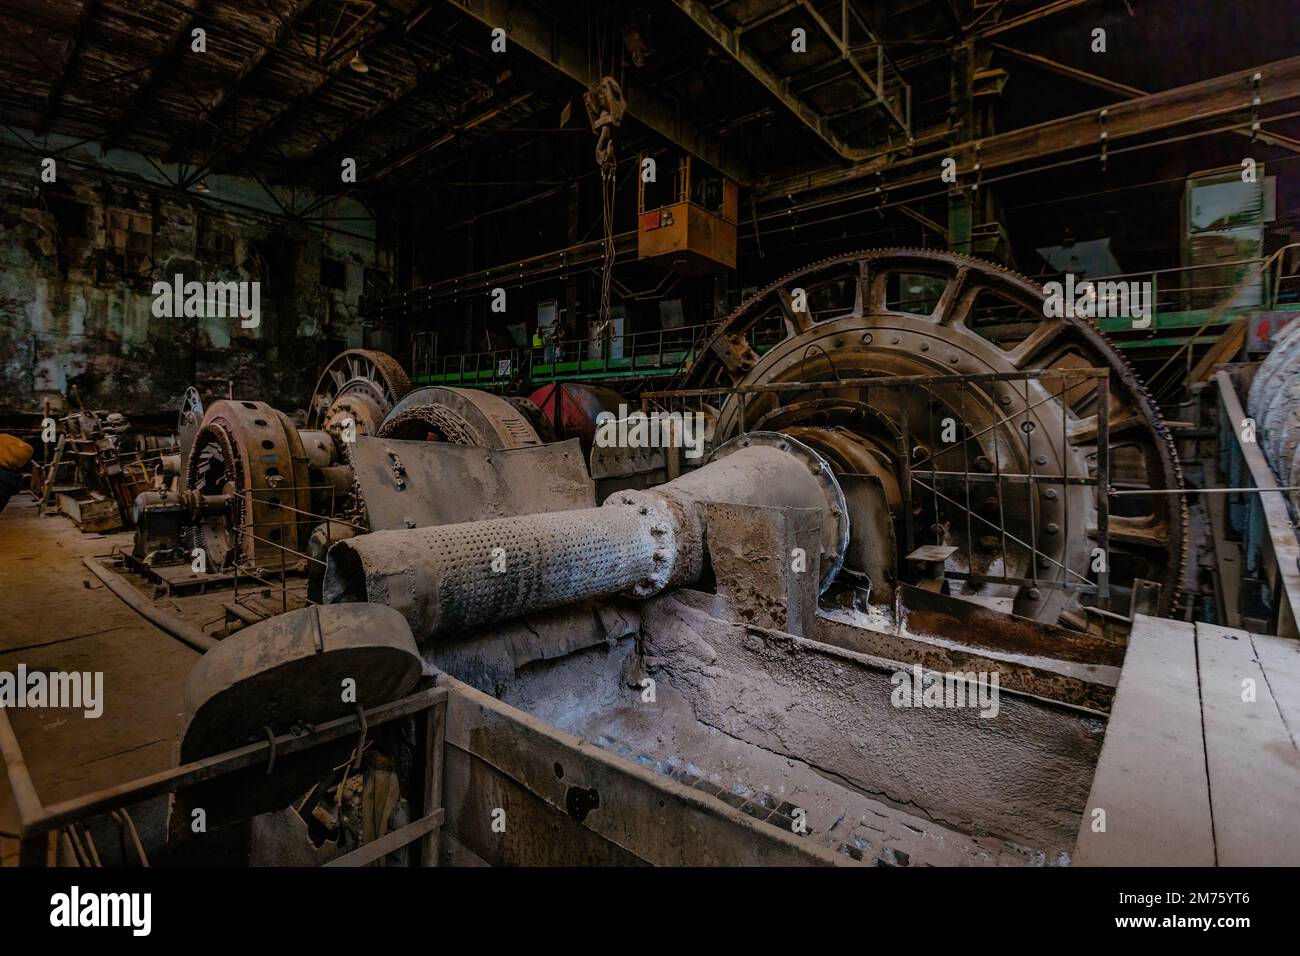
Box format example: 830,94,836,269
323,433,847,641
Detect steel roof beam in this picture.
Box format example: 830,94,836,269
102,0,206,152
760,53,1300,200
448,0,753,183
669,0,877,162
38,0,99,136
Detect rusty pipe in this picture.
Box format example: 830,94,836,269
323,432,847,641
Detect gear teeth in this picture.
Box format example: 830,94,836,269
307,349,413,431
685,247,1189,621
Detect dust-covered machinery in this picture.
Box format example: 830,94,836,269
676,249,1186,630
323,431,847,639
34,405,180,532
131,350,402,568
131,349,553,572
160,250,1200,867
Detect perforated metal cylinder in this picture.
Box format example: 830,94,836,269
323,433,846,641
323,500,690,638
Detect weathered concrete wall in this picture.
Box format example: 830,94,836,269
0,130,390,416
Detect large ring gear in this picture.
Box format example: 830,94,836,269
683,248,1186,629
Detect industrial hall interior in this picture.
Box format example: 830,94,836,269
1,0,1299,872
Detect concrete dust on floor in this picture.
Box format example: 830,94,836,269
0,496,198,864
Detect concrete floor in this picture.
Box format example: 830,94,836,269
0,496,198,864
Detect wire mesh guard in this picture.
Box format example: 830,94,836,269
229,483,369,627
644,367,1114,612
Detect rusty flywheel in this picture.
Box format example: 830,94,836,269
683,248,1186,629
307,348,413,445
185,399,313,569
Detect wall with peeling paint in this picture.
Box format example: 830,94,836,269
0,133,391,417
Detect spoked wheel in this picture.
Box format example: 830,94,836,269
683,248,1186,628
307,349,412,445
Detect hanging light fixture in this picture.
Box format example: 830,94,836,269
348,51,370,74
194,179,210,194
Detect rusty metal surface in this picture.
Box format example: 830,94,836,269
895,584,1126,667
507,396,557,443
527,382,626,449
307,348,411,445
350,435,593,531
680,248,1187,627
176,603,421,829
813,608,1118,712
184,398,311,568
177,386,203,483
378,386,541,448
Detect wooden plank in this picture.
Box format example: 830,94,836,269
1074,614,1215,866
1216,371,1300,638
323,810,444,868
57,491,122,533
36,435,66,515
1251,633,1300,746
1197,621,1300,865
417,700,446,867
1189,315,1248,385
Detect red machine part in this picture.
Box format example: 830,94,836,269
527,383,627,450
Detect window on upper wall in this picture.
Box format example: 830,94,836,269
104,208,153,276
196,213,237,266
363,267,390,300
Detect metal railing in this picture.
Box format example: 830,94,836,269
1036,250,1300,343
228,483,367,627
896,368,1111,602
0,685,448,867
403,251,1300,393
409,321,757,388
